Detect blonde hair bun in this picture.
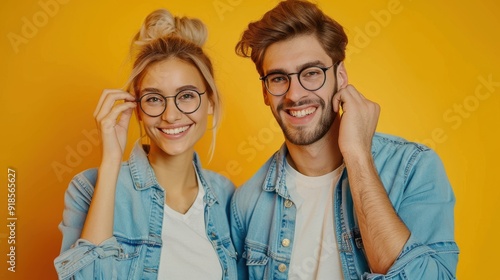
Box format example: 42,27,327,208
134,9,207,47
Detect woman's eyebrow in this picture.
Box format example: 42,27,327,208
140,87,161,94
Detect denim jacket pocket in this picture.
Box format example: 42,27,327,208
116,242,141,260
243,246,269,280
113,242,143,279
244,247,269,266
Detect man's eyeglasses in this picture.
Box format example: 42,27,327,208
259,62,340,96
136,89,206,117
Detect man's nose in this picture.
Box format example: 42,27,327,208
285,74,308,102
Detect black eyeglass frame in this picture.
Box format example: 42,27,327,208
136,89,206,117
259,61,341,96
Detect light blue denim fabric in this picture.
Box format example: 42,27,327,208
231,133,459,280
54,141,238,280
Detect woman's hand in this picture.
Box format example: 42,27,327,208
93,89,137,163
80,90,136,245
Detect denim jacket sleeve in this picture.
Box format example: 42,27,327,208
364,147,459,279
54,237,123,280
54,170,123,280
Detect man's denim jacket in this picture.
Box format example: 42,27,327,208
54,141,238,280
231,133,459,279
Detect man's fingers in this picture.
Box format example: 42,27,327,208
333,84,375,114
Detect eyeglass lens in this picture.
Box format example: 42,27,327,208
138,90,203,116
264,66,330,96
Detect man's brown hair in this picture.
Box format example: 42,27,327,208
235,0,348,76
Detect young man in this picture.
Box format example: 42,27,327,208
230,0,459,279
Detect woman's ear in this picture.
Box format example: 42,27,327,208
335,61,348,90
136,106,142,121
208,98,214,115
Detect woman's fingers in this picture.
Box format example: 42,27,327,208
98,101,137,133
116,104,136,129
94,89,118,118
94,89,136,122
95,91,137,162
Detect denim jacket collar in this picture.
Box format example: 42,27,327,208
128,140,219,206
193,153,219,207
263,141,382,198
263,144,291,199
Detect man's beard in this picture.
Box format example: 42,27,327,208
274,92,336,146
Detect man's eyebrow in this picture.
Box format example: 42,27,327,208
295,60,326,71
264,60,327,75
264,67,287,76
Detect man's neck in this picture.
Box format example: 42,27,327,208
285,117,343,177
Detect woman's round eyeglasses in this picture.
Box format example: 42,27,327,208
136,89,205,117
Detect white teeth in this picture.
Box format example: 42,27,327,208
289,107,316,118
161,126,189,135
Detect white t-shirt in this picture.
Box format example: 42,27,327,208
286,160,345,280
157,171,222,279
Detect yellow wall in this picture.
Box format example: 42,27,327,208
1,0,498,278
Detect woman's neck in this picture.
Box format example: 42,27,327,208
147,146,199,214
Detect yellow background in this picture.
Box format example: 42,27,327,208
1,0,499,279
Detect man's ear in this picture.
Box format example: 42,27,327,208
263,84,271,106
335,61,349,90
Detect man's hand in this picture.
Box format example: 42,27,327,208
332,84,380,161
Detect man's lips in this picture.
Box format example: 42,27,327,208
286,106,317,118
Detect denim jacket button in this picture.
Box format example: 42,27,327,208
278,263,287,272
281,238,291,247
284,199,293,208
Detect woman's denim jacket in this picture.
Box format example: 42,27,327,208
54,141,238,280
231,133,459,279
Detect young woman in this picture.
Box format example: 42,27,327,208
54,9,237,280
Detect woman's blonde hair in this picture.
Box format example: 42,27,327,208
126,9,221,159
